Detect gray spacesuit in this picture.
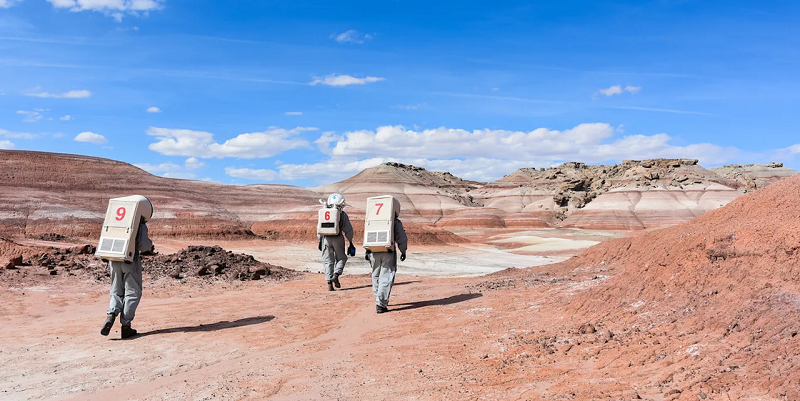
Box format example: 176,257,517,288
318,193,355,291
101,219,153,339
367,218,408,313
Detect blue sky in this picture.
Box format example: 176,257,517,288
1,0,799,186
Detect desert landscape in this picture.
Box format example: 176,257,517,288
1,149,799,400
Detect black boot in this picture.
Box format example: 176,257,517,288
100,313,116,336
121,325,138,339
376,305,388,314
328,281,335,291
332,274,341,288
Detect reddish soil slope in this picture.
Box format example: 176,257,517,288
507,173,800,398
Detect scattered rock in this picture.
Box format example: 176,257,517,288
3,255,23,269
68,244,95,255
578,323,597,334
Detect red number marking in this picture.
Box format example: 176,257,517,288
376,203,384,215
325,211,331,221
115,207,126,221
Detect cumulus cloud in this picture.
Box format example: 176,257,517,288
74,131,107,144
17,110,44,123
146,126,314,159
60,115,72,121
136,158,204,178
597,85,641,97
275,123,739,183
147,106,162,113
134,162,181,173
184,157,204,170
27,89,91,99
331,30,372,44
284,111,303,116
0,140,14,149
225,167,279,181
0,0,21,8
46,0,164,21
162,172,197,180
0,128,37,139
309,74,385,87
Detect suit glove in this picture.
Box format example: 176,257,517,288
400,253,406,262
348,243,356,257
365,249,372,261
318,239,322,251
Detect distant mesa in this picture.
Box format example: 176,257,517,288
0,150,796,243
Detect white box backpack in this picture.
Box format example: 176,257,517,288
317,206,341,236
363,195,400,251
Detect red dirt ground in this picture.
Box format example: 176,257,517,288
1,173,799,400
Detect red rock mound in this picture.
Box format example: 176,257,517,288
556,173,800,398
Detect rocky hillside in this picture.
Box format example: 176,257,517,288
0,151,796,242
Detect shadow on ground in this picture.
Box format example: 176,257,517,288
339,280,421,291
391,293,482,312
130,316,276,338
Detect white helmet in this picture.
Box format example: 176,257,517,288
327,193,345,208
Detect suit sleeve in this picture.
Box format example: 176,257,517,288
394,219,408,253
138,223,154,253
342,212,355,243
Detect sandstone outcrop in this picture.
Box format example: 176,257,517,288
0,151,796,241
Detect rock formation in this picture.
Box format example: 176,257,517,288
0,150,796,244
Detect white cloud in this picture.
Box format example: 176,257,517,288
136,158,204,178
162,172,197,180
27,89,91,99
785,144,800,155
287,123,739,182
147,106,161,113
625,85,641,94
74,131,107,144
184,157,204,170
225,167,279,181
0,0,21,9
17,110,44,123
60,115,72,121
396,103,426,110
0,140,14,149
598,85,623,97
284,111,303,116
331,30,372,44
322,124,617,160
46,0,163,21
134,162,181,173
597,85,641,97
146,126,314,159
309,74,385,87
0,128,37,139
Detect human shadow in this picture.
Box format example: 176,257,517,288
390,293,482,312
121,316,276,339
338,280,421,291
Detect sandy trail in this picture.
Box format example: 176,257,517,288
1,263,780,400
0,273,486,400
0,267,607,401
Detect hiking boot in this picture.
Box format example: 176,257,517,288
332,274,341,288
121,325,138,339
328,281,335,291
376,305,388,314
100,313,116,336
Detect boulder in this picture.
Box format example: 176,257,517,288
3,255,23,269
